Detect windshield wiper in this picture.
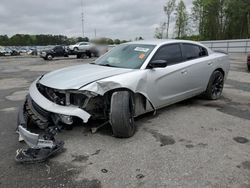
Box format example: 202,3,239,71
99,64,117,67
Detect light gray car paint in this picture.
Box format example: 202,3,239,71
39,64,133,90
33,40,229,122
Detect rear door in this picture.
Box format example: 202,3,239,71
181,43,212,92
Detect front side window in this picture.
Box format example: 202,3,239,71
95,44,155,69
182,43,208,60
54,46,62,52
151,44,183,65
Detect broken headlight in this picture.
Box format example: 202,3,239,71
37,83,66,105
69,91,98,108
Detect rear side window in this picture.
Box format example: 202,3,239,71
80,43,88,45
152,44,182,65
54,46,63,51
182,43,208,60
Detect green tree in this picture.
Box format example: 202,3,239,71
114,39,121,44
175,0,188,38
191,0,205,36
224,0,250,39
164,0,176,38
0,35,9,46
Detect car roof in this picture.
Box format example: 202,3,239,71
127,39,204,46
127,39,212,53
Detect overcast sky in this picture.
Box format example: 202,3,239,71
0,0,193,40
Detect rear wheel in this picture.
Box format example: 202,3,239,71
247,64,250,71
76,54,81,59
110,91,135,138
204,70,224,100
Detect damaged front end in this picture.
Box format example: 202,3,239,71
17,79,94,131
16,79,106,163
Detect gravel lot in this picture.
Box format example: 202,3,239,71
0,55,249,188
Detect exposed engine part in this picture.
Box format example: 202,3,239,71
37,83,66,105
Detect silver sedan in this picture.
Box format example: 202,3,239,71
18,40,230,138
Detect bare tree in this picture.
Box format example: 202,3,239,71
154,22,167,39
164,0,176,38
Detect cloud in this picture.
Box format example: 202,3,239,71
0,0,193,40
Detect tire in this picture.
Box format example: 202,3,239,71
86,51,92,58
46,54,53,60
76,54,81,59
110,91,135,138
247,64,250,71
204,70,224,100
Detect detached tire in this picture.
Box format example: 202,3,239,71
204,70,224,100
110,91,135,138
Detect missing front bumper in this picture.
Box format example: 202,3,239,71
16,125,64,163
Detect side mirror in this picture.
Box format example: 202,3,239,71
148,59,168,69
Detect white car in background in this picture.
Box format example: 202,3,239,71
69,42,94,52
69,42,99,57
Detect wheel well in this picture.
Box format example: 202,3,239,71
214,68,225,76
104,89,153,116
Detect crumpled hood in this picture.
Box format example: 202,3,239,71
39,64,133,90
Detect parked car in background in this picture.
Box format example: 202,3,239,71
19,47,28,53
0,46,6,56
0,47,20,56
9,47,21,56
247,54,250,71
40,45,68,60
18,40,230,139
27,47,38,56
69,42,98,57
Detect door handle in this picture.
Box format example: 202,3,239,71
208,62,213,66
181,69,187,74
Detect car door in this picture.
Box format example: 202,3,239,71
181,43,212,92
146,43,191,108
54,46,64,57
79,43,88,51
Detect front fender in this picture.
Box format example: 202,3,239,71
80,71,156,110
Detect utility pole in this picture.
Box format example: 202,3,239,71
81,0,84,38
94,29,97,38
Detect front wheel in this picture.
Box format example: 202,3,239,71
204,70,224,100
110,91,135,138
46,54,53,60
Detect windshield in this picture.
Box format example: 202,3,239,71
94,44,155,69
